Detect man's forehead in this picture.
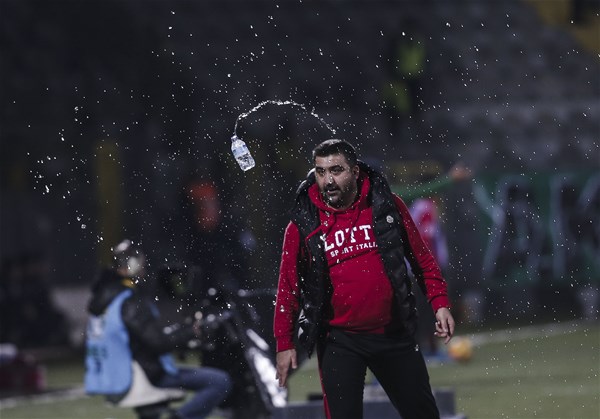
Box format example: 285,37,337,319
314,153,348,167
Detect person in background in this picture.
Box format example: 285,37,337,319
392,161,472,203
85,239,232,419
382,15,428,137
182,177,252,297
407,163,472,357
274,139,455,419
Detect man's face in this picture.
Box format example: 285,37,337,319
314,153,359,209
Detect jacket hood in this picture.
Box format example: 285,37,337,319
87,269,130,316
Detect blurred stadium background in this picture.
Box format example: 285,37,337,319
1,0,599,418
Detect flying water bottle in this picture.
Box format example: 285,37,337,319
231,134,255,171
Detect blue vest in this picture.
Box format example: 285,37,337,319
84,289,133,395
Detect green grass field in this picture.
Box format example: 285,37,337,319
1,322,598,419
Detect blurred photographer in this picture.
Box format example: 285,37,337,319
85,239,231,419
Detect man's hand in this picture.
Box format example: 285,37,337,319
276,349,297,388
434,307,455,344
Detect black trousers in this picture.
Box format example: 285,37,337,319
318,328,440,419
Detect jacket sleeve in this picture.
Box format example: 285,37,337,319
273,222,302,352
121,296,195,354
393,195,451,313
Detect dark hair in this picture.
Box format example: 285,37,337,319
312,139,358,167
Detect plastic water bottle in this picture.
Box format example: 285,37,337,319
231,135,255,171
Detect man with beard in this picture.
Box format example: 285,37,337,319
274,139,454,419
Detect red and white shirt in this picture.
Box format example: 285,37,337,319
274,175,450,352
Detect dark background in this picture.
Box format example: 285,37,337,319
1,0,599,348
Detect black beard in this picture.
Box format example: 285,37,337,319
321,189,336,204
321,185,357,209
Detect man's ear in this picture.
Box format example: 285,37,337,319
353,166,360,179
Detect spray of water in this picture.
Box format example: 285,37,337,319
232,100,337,137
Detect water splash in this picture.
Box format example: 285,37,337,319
232,100,336,136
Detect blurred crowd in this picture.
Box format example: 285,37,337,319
0,252,70,348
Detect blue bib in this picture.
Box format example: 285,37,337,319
84,289,133,395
